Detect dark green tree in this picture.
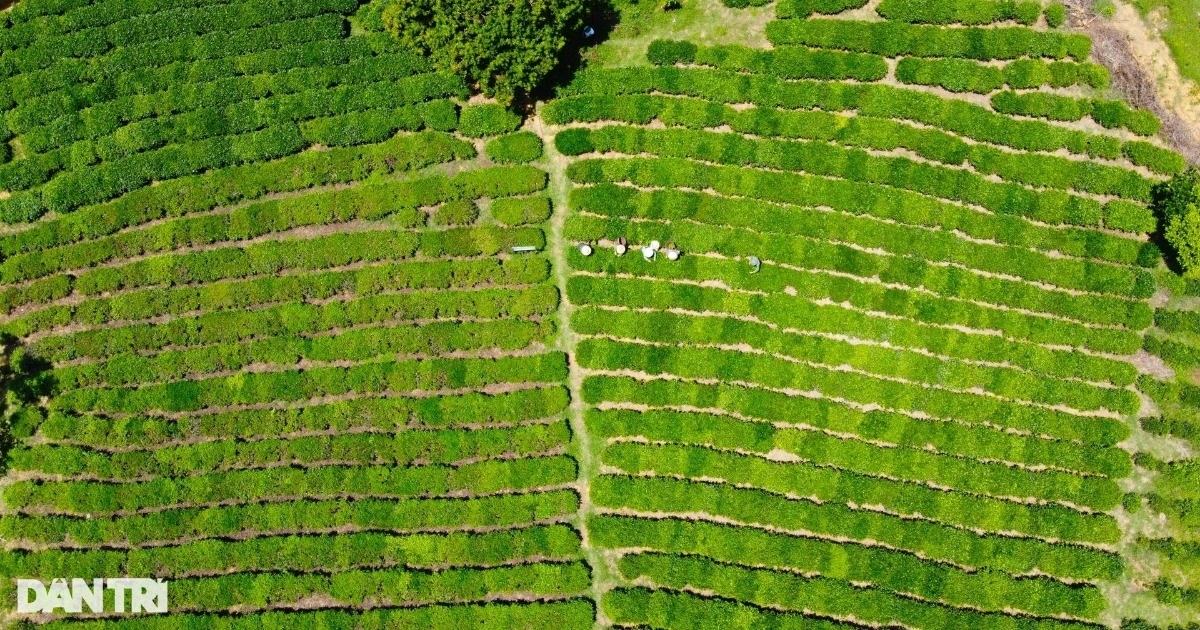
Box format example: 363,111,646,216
381,0,586,104
1155,168,1200,276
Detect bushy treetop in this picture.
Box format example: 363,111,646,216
1156,168,1200,276
381,0,586,104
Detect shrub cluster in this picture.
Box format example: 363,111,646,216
591,516,1106,618
433,199,480,226
491,196,553,226
589,408,1120,541
12,49,451,153
564,124,1158,240
578,338,1130,455
571,304,1136,415
992,91,1162,137
14,418,572,477
876,0,1041,25
485,131,543,163
552,66,1182,177
595,475,1120,580
567,267,1136,386
458,104,522,138
0,131,471,249
0,162,539,288
44,352,567,415
32,386,568,449
52,319,549,392
648,40,888,81
7,493,577,554
896,57,1108,94
562,204,1141,357
567,167,1149,268
765,19,1092,61
774,0,869,17
7,453,573,518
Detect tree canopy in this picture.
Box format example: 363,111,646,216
381,0,586,104
1156,168,1200,276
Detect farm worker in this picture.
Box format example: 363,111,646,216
614,237,628,256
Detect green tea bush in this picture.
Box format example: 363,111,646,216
0,602,594,629
159,563,590,610
492,196,552,225
596,475,1121,580
14,417,573,476
15,49,450,153
897,57,1107,93
571,124,1156,222
485,131,543,163
608,569,1040,630
1093,100,1162,136
992,91,1163,137
0,163,540,286
555,128,595,155
1005,59,1109,89
7,265,554,341
30,386,566,450
665,42,889,81
571,302,1137,413
554,67,1177,175
433,199,480,226
0,132,471,250
568,270,1136,385
580,371,1130,477
592,413,1118,542
5,453,576,518
1124,141,1186,175
567,254,1138,362
646,39,698,65
895,57,1004,93
2,494,578,561
774,0,869,17
876,0,1041,25
48,312,550,391
1045,2,1067,26
591,516,1106,617
458,104,522,138
567,191,1154,324
577,337,1131,454
766,19,1092,61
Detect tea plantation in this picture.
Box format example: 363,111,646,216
0,0,1196,627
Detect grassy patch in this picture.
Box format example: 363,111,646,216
585,0,775,68
1130,0,1200,82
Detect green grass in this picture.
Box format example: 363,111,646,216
586,0,775,68
1130,0,1200,82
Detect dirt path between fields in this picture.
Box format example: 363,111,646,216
1065,0,1200,164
